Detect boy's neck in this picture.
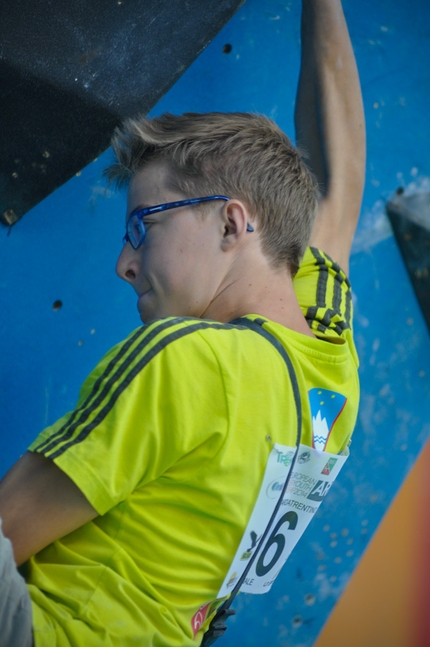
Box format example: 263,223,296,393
202,263,315,338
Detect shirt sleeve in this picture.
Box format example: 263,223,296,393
293,247,358,364
28,318,227,515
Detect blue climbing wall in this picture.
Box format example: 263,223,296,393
1,1,429,645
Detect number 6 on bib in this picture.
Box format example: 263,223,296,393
217,443,348,597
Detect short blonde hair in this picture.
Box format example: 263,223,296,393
105,112,318,274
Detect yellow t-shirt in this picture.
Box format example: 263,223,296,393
27,248,359,647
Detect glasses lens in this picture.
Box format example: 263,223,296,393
127,214,145,249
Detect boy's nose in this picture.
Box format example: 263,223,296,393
116,245,138,283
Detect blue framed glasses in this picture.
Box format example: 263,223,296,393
123,195,254,249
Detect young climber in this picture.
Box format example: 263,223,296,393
0,1,365,645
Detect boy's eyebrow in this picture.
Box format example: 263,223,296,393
130,204,151,215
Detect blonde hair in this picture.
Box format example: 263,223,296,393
105,112,318,274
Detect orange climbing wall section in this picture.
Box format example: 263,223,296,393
315,439,430,647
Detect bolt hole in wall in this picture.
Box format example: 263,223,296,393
222,43,232,54
52,300,62,310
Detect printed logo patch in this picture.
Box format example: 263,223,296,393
322,458,337,475
191,603,211,636
298,450,311,464
266,477,286,500
308,389,347,452
240,530,261,560
276,450,295,467
307,480,332,502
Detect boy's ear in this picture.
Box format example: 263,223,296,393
220,200,251,249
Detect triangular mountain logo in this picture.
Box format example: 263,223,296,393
308,388,347,452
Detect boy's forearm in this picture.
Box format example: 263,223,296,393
295,0,365,193
295,0,366,270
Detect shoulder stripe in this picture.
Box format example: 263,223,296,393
43,320,238,459
34,318,186,454
345,286,352,329
310,247,329,308
332,270,342,313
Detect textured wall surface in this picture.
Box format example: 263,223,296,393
0,0,245,222
1,1,429,645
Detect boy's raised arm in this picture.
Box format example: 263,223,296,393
295,0,366,274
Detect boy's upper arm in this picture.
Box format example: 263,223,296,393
0,451,98,566
309,191,363,277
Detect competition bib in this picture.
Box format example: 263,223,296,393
217,443,348,597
